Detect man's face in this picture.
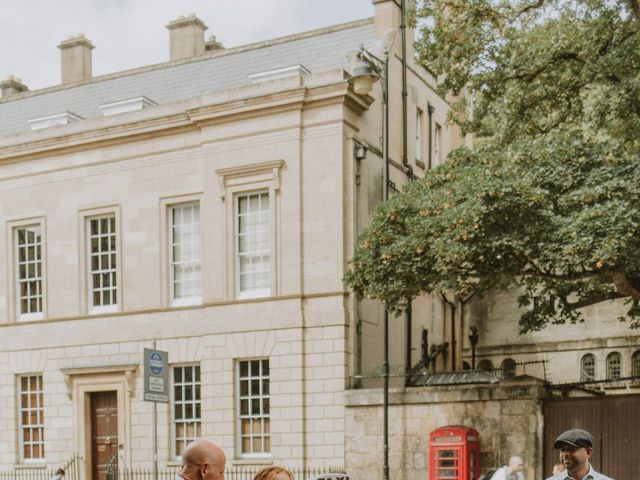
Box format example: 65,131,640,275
560,444,592,473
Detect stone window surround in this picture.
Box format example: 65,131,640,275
6,216,48,322
159,194,204,308
215,160,284,301
78,205,122,315
60,364,136,480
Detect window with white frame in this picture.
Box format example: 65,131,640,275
15,226,43,320
170,204,201,305
173,365,201,458
415,108,423,163
236,192,270,298
19,374,44,462
633,350,640,377
237,359,270,456
88,215,117,312
606,352,621,380
581,353,596,382
434,123,442,166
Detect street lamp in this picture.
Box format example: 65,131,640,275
468,326,479,370
352,45,390,480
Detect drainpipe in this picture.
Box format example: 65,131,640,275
404,298,412,386
427,103,434,169
400,0,415,389
354,141,366,382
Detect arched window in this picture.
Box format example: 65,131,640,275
633,350,640,377
501,358,516,379
581,354,595,382
607,352,621,380
478,359,493,372
462,361,471,371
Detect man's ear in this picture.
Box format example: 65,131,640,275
585,447,593,458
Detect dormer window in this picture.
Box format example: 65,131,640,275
98,96,157,116
248,64,310,83
28,111,83,131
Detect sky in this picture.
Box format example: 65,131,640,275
0,0,374,91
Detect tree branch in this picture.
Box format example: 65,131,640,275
626,0,640,26
608,271,640,301
567,291,626,310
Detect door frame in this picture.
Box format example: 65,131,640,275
61,365,136,480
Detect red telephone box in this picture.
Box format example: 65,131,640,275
429,426,480,480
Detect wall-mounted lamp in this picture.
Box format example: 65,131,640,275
354,142,368,160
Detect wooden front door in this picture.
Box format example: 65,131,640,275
90,391,118,480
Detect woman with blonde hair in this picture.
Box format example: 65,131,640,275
253,466,294,480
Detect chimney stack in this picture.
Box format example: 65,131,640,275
166,14,208,61
1,76,28,97
58,34,94,84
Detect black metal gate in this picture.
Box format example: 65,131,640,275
543,394,640,480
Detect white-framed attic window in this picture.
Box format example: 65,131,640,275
248,64,310,83
98,96,158,116
27,111,83,131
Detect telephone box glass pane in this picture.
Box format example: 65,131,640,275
436,449,458,479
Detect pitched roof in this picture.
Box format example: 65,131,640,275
0,19,374,138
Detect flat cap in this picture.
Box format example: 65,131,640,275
554,428,593,449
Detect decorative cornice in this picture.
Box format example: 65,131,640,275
215,159,285,200
61,363,138,399
0,79,372,163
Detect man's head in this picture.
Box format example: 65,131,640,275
554,428,594,475
507,456,524,474
180,439,226,480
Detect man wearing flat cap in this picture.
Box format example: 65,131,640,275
545,428,613,480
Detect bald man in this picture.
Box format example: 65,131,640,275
177,439,226,480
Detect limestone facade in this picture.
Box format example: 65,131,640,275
0,1,462,477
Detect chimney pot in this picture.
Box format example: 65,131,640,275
1,75,29,98
166,14,208,61
58,34,94,84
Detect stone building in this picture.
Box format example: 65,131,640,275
3,2,637,480
0,2,465,479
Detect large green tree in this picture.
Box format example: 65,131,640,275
345,0,640,331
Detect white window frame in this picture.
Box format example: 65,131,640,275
172,364,202,460
606,352,621,380
581,353,596,382
169,203,202,306
236,358,270,458
434,123,442,166
82,209,120,314
633,350,640,378
14,224,44,321
235,191,270,299
18,374,45,464
215,160,283,301
415,107,423,163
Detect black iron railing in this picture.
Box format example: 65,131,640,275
0,453,80,480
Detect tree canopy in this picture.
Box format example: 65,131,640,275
345,0,640,331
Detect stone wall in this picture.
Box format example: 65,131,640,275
345,379,546,480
